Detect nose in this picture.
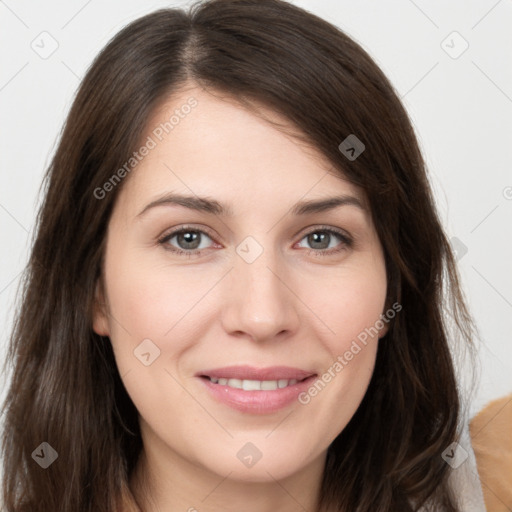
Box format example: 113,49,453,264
220,243,301,343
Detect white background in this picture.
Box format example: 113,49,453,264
1,0,511,422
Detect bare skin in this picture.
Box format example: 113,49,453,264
93,83,388,512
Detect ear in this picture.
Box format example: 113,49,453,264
378,320,389,339
92,279,110,336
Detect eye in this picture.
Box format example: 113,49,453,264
158,225,353,258
158,226,216,256
296,227,352,256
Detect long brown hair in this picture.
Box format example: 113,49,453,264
1,1,476,510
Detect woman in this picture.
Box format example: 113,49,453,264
0,0,486,510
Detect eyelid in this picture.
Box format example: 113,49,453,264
157,224,220,255
158,224,353,255
296,224,352,243
158,223,217,242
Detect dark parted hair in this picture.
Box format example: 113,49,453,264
1,1,476,510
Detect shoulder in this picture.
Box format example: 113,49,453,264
470,393,512,511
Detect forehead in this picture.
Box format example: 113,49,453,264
117,85,367,213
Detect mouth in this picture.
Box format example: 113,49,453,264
201,375,308,390
196,365,317,414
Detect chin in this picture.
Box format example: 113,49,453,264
195,438,320,484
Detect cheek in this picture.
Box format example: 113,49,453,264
102,246,224,369
101,254,201,427
306,264,387,355
296,264,385,427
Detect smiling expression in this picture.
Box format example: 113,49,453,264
93,84,388,482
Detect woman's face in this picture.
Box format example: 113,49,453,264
93,85,388,483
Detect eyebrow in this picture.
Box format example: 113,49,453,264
136,192,366,218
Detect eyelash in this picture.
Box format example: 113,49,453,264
157,225,353,258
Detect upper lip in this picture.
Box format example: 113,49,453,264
196,365,316,381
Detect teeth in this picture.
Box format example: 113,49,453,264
209,377,300,390
261,380,278,390
242,379,261,391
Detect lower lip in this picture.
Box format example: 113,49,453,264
199,376,317,414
